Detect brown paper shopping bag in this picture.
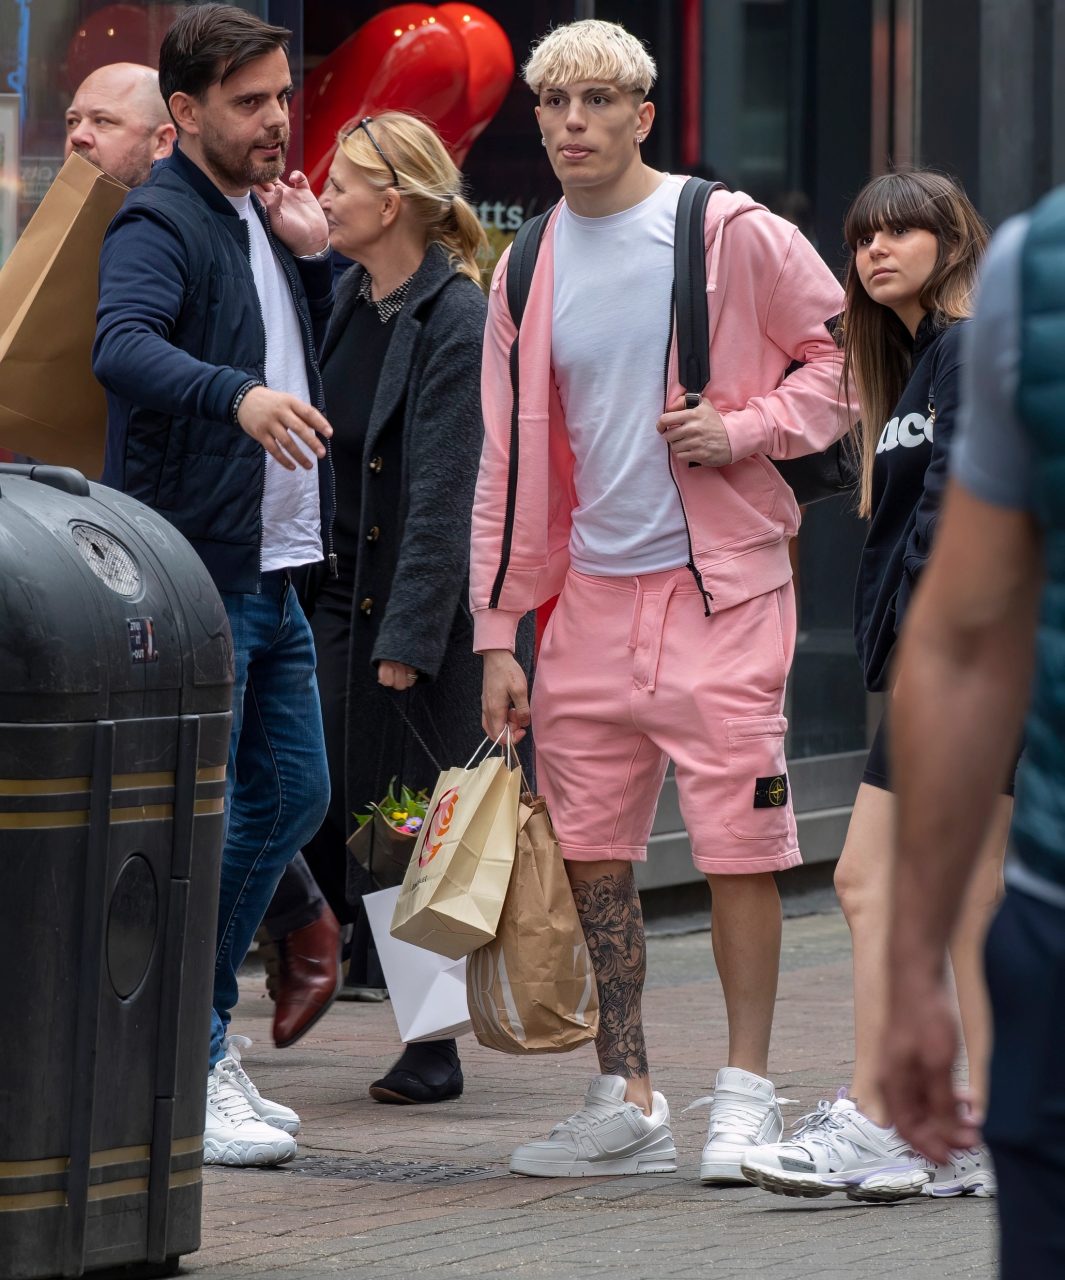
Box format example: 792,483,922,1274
467,796,600,1054
0,153,128,475
390,745,520,960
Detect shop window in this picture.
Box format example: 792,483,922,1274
0,0,283,263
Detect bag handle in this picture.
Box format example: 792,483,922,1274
464,725,517,770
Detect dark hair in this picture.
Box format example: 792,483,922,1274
159,4,291,110
839,169,989,516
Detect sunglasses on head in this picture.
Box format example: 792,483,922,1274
345,116,400,188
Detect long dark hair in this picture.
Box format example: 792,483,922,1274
840,170,988,516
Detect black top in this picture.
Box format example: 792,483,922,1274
321,295,397,571
308,245,535,826
854,316,967,692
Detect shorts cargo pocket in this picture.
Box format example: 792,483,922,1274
724,715,791,841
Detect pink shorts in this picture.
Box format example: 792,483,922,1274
531,567,800,876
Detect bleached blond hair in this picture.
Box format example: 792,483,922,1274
522,20,657,97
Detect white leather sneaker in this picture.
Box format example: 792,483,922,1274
509,1075,677,1178
203,1064,297,1167
922,1147,997,1197
741,1093,930,1202
699,1067,783,1184
218,1035,300,1136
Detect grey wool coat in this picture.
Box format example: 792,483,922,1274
314,243,534,824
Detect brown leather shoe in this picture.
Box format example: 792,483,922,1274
272,907,342,1048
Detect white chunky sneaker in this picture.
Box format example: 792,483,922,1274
218,1035,300,1136
203,1064,297,1167
741,1092,930,1202
698,1067,783,1184
922,1147,997,1197
509,1075,677,1178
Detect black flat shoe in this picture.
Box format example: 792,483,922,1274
369,1041,464,1105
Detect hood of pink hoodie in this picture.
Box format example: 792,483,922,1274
470,179,850,651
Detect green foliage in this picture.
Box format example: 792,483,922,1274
354,779,430,829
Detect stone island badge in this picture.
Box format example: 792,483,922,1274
753,775,788,808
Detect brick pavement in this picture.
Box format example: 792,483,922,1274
185,911,995,1280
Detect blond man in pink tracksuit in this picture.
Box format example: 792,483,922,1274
473,19,852,1181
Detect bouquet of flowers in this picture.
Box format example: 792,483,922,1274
346,780,431,893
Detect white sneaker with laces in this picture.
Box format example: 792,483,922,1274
698,1067,783,1184
509,1075,677,1178
922,1147,997,1197
741,1092,930,1202
218,1035,300,1136
203,1064,297,1167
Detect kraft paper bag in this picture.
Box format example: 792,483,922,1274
390,750,520,961
0,153,127,476
467,797,600,1054
364,886,472,1043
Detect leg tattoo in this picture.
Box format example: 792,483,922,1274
571,869,649,1079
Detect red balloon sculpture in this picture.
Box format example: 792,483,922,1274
299,3,514,190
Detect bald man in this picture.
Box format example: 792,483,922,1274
65,62,175,189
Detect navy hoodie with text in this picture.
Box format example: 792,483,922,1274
854,316,967,692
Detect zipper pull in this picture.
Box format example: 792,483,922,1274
687,560,714,617
328,552,338,578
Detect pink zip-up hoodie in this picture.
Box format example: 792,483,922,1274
470,182,853,652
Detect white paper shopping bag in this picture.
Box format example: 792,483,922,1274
364,886,472,1043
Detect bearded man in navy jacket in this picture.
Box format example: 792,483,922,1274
94,3,334,1168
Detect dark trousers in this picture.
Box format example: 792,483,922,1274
260,579,386,982
262,851,325,941
984,885,1065,1278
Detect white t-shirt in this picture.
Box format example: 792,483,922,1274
227,193,322,573
551,174,689,576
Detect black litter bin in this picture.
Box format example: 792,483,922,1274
0,465,233,1279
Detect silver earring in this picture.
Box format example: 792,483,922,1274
541,136,547,147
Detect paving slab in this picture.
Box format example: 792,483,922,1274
184,910,995,1280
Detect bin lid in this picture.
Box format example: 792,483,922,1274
0,467,233,722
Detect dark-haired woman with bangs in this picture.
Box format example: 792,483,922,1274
743,170,1008,1202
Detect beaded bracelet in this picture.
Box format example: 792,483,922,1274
230,380,262,425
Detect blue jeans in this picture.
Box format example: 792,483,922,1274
210,570,330,1067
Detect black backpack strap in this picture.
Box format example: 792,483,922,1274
489,207,556,609
674,178,727,398
506,207,555,328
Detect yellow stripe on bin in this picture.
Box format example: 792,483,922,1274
113,772,174,790
90,1145,150,1168
169,1168,202,1190
0,765,226,799
0,1156,68,1178
0,1190,67,1212
86,1177,148,1202
0,799,223,829
0,811,89,829
0,778,90,796
111,804,173,823
170,1137,204,1158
